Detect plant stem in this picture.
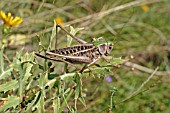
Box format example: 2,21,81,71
59,88,74,113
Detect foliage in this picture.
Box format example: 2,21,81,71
0,0,170,113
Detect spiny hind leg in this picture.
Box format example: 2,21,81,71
79,59,99,73
87,59,99,67
55,24,59,51
56,24,87,44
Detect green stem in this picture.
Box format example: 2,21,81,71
18,64,24,100
0,46,4,72
38,51,48,113
59,88,74,113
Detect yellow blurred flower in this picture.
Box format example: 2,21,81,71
55,17,63,25
141,5,149,12
0,10,23,27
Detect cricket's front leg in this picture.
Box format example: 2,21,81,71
79,59,99,73
56,24,87,44
87,59,99,67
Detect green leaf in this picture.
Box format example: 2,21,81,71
53,97,60,113
37,35,45,52
0,80,18,92
92,40,106,46
37,72,46,113
110,88,117,110
11,49,24,71
0,96,21,112
60,73,75,81
21,52,35,63
0,46,4,72
23,63,33,81
35,92,45,113
39,71,47,88
67,26,84,46
48,21,56,50
109,57,128,65
78,97,86,107
74,74,82,99
92,67,112,78
25,91,41,112
15,48,24,59
0,67,13,80
64,88,71,95
48,73,58,80
67,26,74,47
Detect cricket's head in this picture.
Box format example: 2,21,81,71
98,43,113,56
93,37,113,56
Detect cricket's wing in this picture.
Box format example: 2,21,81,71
46,51,92,63
50,43,94,55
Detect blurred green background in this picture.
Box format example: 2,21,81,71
0,0,170,113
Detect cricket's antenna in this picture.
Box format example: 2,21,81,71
54,25,58,54
55,25,58,50
114,8,135,46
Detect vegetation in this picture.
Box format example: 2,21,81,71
0,0,170,112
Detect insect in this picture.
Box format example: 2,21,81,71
36,24,113,70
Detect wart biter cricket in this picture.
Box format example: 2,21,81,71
36,24,113,70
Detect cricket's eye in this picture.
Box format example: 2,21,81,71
108,44,113,50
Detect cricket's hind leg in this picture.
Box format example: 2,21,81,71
56,24,87,44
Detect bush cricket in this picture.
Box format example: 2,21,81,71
36,24,113,71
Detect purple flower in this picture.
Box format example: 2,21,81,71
105,76,112,83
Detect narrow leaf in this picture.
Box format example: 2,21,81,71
53,97,60,113
67,26,84,46
75,74,82,99
60,73,75,81
21,52,35,63
109,57,128,65
0,46,4,72
0,80,18,92
0,96,21,112
23,63,33,81
48,21,56,50
0,67,13,80
25,91,41,112
78,97,86,107
93,40,106,46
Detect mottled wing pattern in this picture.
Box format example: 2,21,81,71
50,44,93,55
47,44,102,64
